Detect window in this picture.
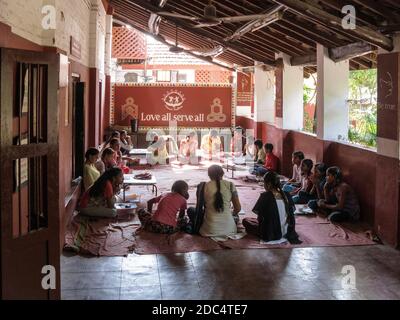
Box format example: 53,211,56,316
348,69,377,148
178,73,187,83
157,70,171,82
303,72,317,134
12,62,49,236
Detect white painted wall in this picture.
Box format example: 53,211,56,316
277,53,304,131
54,0,92,67
0,0,45,46
316,44,350,141
254,64,275,123
105,14,113,76
0,0,107,69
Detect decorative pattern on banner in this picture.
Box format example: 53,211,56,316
112,83,234,128
237,72,253,106
377,53,399,141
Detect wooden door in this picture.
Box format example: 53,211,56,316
0,49,60,299
72,79,85,179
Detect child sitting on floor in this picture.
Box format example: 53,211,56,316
307,163,328,209
138,180,190,234
110,138,139,171
243,171,300,244
282,151,305,192
312,166,360,222
291,159,314,204
95,147,117,174
83,148,101,191
251,143,279,176
79,167,124,218
251,139,265,164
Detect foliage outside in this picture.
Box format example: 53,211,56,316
348,69,377,148
303,78,316,134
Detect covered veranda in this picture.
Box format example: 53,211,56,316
1,0,400,300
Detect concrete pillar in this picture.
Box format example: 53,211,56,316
103,13,113,135
88,0,107,146
375,35,400,247
254,62,275,124
316,44,349,141
105,14,113,77
275,53,303,130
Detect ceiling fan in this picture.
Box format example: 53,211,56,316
169,25,184,53
157,0,281,28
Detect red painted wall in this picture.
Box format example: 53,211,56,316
323,142,377,227
58,60,91,249
375,155,399,246
235,116,255,132
261,123,288,175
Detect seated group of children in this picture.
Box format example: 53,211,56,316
248,140,360,223
78,131,361,245
282,151,360,222
80,131,142,218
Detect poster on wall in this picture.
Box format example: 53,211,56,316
112,84,234,128
377,53,398,141
237,72,253,107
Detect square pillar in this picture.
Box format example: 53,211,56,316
375,36,400,247
254,63,275,124
316,44,349,141
275,53,303,130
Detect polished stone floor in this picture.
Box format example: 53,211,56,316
61,244,400,300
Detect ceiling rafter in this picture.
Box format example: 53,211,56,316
271,0,394,51
116,0,277,66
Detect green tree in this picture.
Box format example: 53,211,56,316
348,69,377,148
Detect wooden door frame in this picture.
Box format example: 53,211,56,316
0,49,61,299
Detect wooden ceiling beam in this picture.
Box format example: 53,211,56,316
291,54,316,66
290,41,376,67
117,0,277,66
351,0,400,23
225,5,284,42
113,16,236,71
272,0,394,51
329,42,375,63
279,18,343,48
314,0,381,28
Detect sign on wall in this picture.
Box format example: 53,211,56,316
377,53,399,141
112,83,234,128
275,66,283,118
237,72,253,107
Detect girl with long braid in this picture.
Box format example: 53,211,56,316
243,171,301,244
199,165,243,239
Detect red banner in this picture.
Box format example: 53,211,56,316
237,72,253,106
113,84,233,128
